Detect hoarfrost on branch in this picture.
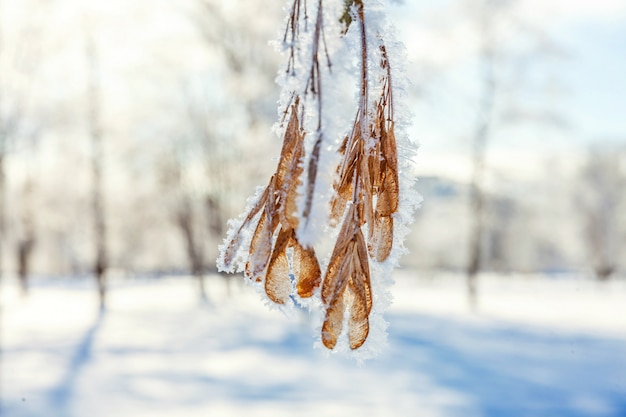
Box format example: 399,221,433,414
217,0,419,358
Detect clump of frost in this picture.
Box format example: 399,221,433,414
216,185,267,274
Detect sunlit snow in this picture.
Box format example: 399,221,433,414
3,273,625,417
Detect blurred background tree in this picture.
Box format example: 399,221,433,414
0,0,623,305
580,146,625,281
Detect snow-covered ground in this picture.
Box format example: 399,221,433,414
2,271,625,417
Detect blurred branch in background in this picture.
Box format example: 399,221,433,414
461,0,572,310
398,0,610,309
0,0,622,296
0,0,283,288
0,0,7,283
580,146,625,281
0,0,45,291
84,20,108,310
466,0,498,312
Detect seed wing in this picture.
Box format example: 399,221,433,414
322,290,346,349
220,185,270,271
293,239,322,298
245,203,275,282
368,214,393,262
265,227,293,304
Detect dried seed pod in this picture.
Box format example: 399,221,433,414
352,228,373,314
320,25,401,349
321,203,374,350
322,290,346,349
224,98,321,302
265,227,293,304
368,214,393,262
245,204,275,282
220,186,270,271
377,125,399,217
348,229,372,349
329,181,352,226
293,239,322,298
348,288,370,350
277,106,306,230
283,141,304,230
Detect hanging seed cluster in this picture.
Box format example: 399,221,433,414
218,0,401,351
220,98,322,304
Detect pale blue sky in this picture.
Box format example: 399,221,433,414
390,1,626,181
556,18,626,142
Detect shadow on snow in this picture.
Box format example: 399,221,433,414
383,313,626,417
47,309,105,416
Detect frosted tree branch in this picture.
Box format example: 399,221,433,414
217,0,419,357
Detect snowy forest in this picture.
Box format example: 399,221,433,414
2,0,626,416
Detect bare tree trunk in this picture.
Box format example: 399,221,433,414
86,28,107,310
1,0,43,288
1,4,6,410
0,0,5,283
177,199,207,300
0,153,5,282
16,178,36,295
467,6,496,312
17,237,34,294
206,194,232,295
583,151,621,281
192,0,277,295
